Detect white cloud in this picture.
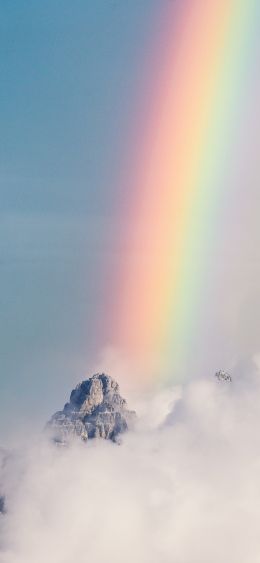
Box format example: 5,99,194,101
1,365,260,563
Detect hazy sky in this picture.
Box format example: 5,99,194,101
1,1,260,443
0,1,162,440
1,5,260,560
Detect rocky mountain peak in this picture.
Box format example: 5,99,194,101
215,370,232,383
47,373,136,445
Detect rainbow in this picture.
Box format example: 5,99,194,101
111,0,258,381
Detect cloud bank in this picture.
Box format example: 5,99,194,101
1,362,260,563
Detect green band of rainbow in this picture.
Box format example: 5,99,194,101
112,0,259,381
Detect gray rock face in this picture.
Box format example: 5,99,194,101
0,496,5,514
47,373,136,444
215,370,232,383
0,448,9,514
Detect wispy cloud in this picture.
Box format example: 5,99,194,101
1,364,260,563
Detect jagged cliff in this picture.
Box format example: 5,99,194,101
47,373,136,444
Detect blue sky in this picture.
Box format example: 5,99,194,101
0,1,160,441
1,2,260,444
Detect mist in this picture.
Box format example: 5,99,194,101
1,360,260,563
